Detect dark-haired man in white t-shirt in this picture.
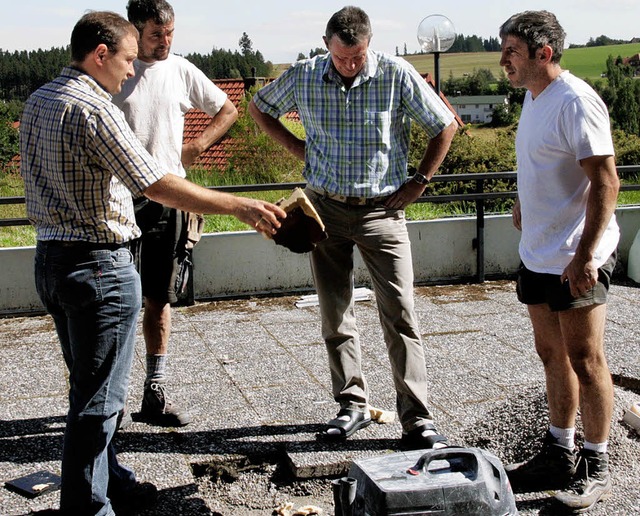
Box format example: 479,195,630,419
499,10,620,513
113,0,238,427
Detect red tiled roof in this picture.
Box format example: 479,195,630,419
184,77,301,170
183,79,247,170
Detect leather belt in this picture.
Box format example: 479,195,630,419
46,240,132,251
308,187,389,207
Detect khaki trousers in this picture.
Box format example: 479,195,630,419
306,189,434,431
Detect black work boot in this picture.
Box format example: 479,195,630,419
110,481,158,515
140,381,191,427
554,449,612,513
505,431,577,492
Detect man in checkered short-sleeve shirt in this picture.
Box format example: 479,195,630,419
20,11,284,515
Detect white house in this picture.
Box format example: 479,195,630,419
448,95,508,124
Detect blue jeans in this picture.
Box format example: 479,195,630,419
35,241,141,515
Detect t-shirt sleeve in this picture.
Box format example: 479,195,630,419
561,96,615,162
186,63,228,117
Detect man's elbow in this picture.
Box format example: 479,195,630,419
229,102,239,122
221,100,238,123
248,99,260,121
443,120,458,139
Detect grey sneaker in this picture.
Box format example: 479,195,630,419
554,449,612,513
140,381,191,427
505,431,577,492
116,406,132,431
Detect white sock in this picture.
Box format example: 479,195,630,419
146,354,168,385
421,427,448,449
583,440,608,454
549,425,575,450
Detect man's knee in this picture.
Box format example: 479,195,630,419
568,351,610,385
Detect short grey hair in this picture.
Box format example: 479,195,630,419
325,6,372,46
126,0,175,33
499,10,566,63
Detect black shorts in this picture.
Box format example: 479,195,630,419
132,199,189,304
516,251,616,312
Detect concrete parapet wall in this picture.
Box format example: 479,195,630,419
2,208,639,315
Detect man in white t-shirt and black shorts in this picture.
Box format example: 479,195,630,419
113,0,238,427
498,10,620,513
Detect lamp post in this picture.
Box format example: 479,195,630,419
417,15,456,95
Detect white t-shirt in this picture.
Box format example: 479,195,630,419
113,53,227,178
516,71,619,275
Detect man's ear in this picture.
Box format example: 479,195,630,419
94,43,109,67
322,35,328,49
539,45,553,63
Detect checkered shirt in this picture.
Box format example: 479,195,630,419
253,50,455,197
20,67,166,243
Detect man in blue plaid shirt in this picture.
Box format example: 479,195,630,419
250,5,457,447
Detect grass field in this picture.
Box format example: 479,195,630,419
403,43,640,81
274,43,640,82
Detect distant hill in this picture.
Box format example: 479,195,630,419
273,43,640,81
403,43,640,81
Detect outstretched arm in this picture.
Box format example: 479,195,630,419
144,174,286,236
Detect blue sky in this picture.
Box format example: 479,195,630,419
1,0,638,63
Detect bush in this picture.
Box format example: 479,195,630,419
409,125,517,213
613,129,640,170
222,90,305,184
0,101,21,168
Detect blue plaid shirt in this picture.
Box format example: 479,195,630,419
253,50,455,197
20,67,166,243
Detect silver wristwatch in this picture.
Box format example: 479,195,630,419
411,172,430,185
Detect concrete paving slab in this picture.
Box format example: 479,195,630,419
0,280,638,515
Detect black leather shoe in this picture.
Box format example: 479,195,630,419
400,422,448,450
318,408,372,440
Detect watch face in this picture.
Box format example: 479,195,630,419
413,173,429,184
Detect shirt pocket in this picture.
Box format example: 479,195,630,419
363,111,391,150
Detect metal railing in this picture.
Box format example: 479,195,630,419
2,165,640,283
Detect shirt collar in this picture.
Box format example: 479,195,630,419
322,49,381,88
62,65,113,101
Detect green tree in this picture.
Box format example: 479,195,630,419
309,47,327,58
0,103,20,167
0,47,70,101
593,55,640,137
185,46,272,79
490,102,521,127
441,68,496,96
612,78,640,135
239,32,253,56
